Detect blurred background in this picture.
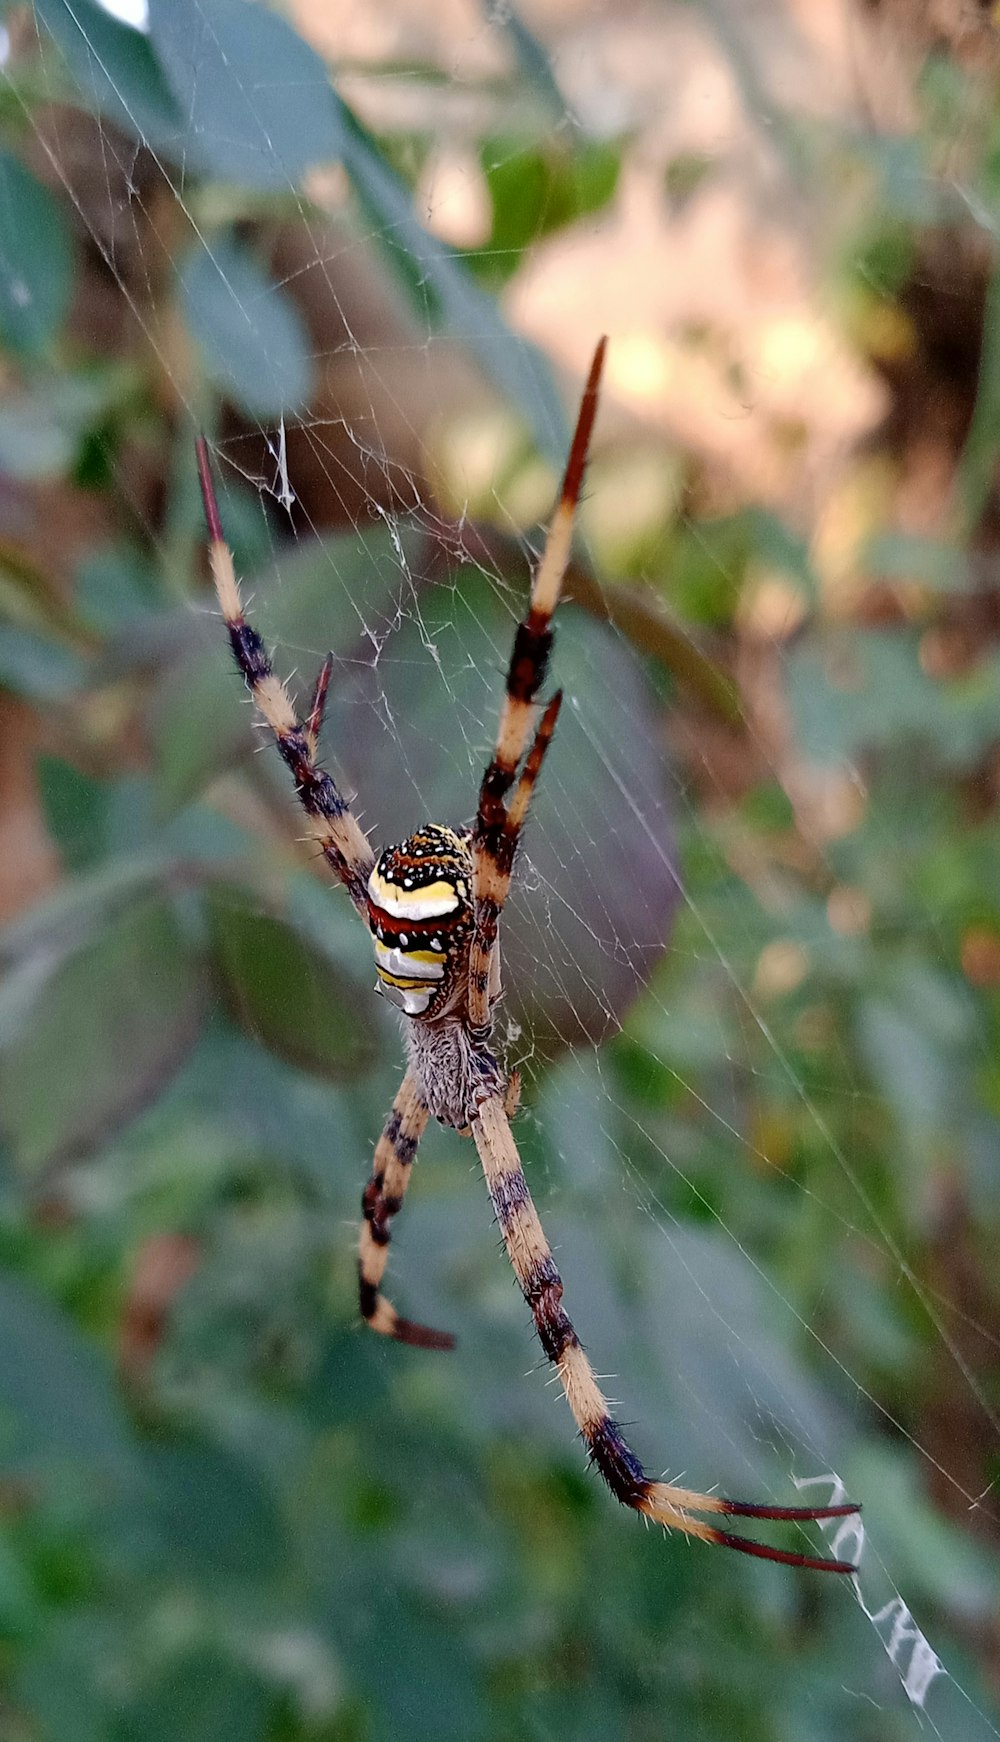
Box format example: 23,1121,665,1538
1,0,1000,1736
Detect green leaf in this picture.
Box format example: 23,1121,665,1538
0,624,85,700
0,895,206,1172
180,233,313,419
207,891,375,1080
0,394,75,478
149,627,249,818
961,257,1000,528
36,755,107,871
479,136,620,286
786,629,1000,770
545,1216,854,1498
16,1622,109,1742
119,1646,269,1742
866,134,940,225
149,0,343,190
150,524,410,813
0,1530,39,1638
0,1268,138,1478
34,0,185,150
74,545,160,633
858,997,952,1166
848,1441,999,1616
0,367,137,481
324,566,677,1044
286,869,375,988
0,852,169,973
864,529,965,592
0,150,72,356
142,1434,289,1582
338,104,569,467
628,966,742,1074
490,3,566,117
856,961,977,1209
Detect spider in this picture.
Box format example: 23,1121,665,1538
196,339,859,1573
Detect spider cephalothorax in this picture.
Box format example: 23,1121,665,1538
367,824,473,1019
197,337,861,1571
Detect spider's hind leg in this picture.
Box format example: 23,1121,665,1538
471,1090,861,1574
457,1067,519,1139
359,1069,455,1351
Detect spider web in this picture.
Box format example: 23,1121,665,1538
5,0,1000,1737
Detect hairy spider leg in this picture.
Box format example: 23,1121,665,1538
196,439,374,917
304,653,333,760
469,337,606,1035
358,1069,454,1350
506,692,562,835
199,446,461,1347
472,1093,861,1572
467,690,563,1027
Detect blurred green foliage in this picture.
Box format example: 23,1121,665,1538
0,3,998,1739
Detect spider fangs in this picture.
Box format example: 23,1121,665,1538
197,338,861,1574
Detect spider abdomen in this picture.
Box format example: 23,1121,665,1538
367,824,473,1019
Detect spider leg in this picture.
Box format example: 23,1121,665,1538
471,1091,860,1572
468,691,562,1029
304,653,333,760
469,339,606,1035
359,1069,455,1351
197,440,374,917
507,689,562,834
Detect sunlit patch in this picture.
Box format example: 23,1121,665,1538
756,315,823,387
94,0,149,28
606,332,675,403
753,939,808,1001
417,146,491,249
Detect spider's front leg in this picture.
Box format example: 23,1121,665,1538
197,439,375,917
469,338,606,1038
200,441,454,1351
